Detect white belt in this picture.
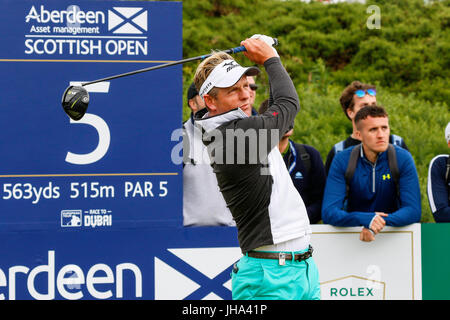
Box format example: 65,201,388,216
253,234,311,252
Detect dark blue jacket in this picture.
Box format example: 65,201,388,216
427,155,450,222
322,144,421,228
283,140,326,224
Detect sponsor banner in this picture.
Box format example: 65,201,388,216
0,225,422,300
0,225,423,300
1,0,182,61
0,227,240,300
312,224,422,300
153,224,422,300
0,0,183,230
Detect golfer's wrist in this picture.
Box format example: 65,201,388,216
263,56,281,68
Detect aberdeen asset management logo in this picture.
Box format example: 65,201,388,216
108,7,148,34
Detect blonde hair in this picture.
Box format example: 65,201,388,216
193,51,234,98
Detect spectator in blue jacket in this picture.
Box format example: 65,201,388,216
426,122,450,222
322,105,421,242
259,100,326,224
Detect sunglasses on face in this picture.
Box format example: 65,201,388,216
249,84,258,91
355,89,376,98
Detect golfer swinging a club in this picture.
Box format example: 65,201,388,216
193,35,320,300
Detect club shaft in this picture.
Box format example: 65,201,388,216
81,45,247,87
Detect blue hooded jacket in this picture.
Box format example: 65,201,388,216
322,144,421,228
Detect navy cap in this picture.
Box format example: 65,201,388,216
187,82,199,103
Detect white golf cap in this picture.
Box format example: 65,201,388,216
199,59,260,98
445,122,450,143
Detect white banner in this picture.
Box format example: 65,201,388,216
152,224,422,300
311,223,421,300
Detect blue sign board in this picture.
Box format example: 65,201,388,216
0,0,239,301
0,227,239,300
0,0,183,231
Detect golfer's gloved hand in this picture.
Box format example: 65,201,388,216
250,34,279,57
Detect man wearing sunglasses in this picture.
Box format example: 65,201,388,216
324,81,409,174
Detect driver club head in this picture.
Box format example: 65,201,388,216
61,85,89,121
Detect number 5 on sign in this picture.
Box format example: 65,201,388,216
65,81,111,165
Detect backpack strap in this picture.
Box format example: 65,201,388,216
344,144,361,200
387,144,400,200
297,143,311,176
287,140,311,176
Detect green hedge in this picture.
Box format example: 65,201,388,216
181,0,449,101
168,0,450,222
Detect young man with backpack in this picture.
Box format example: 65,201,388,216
426,122,450,222
322,105,421,242
324,81,409,174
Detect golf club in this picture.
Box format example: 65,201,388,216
61,38,278,121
